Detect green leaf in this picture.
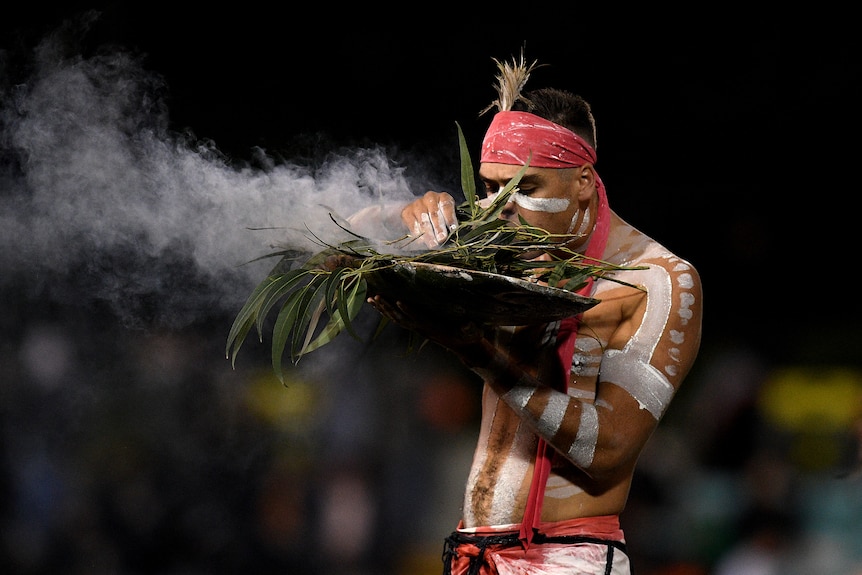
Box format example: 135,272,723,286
255,269,315,335
300,297,328,353
336,275,368,341
270,286,312,382
301,276,368,355
289,278,329,361
457,122,477,214
458,217,511,242
226,273,297,366
323,266,351,319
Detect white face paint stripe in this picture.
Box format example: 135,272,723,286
601,350,674,419
511,192,570,213
479,190,570,213
573,206,590,236
568,403,598,467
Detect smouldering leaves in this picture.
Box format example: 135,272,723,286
226,123,642,382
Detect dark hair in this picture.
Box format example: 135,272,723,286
511,88,597,150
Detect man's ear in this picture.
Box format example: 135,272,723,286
576,164,596,201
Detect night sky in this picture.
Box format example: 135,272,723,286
3,4,860,363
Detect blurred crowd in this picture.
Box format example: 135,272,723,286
2,298,861,575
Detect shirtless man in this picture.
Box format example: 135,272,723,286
368,56,703,574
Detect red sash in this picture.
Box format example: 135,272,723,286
519,178,610,547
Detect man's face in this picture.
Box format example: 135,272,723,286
478,163,582,238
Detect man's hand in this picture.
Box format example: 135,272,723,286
401,191,458,248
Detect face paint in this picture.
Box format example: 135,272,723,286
476,192,498,209
566,206,591,236
511,192,569,213
479,190,570,214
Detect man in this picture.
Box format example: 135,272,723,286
368,55,703,574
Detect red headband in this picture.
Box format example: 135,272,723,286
479,110,609,264
480,110,597,168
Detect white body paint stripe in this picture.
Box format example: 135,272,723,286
504,386,535,411
536,392,568,438
600,351,674,419
568,403,598,467
487,423,533,525
595,244,682,420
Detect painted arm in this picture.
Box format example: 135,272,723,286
474,257,703,481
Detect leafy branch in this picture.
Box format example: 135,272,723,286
226,123,641,382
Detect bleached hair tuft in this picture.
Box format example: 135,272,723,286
480,48,543,116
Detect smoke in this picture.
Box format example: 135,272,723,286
0,18,427,330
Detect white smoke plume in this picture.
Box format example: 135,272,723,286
0,17,432,330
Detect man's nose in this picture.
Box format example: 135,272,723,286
499,199,518,222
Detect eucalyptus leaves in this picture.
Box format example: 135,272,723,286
226,124,635,382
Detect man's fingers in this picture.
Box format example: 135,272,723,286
437,199,457,235
403,192,457,248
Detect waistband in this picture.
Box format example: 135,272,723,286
443,515,627,575
456,514,625,542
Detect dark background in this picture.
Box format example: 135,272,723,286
2,4,861,575
7,3,859,355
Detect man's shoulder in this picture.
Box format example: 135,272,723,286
622,234,698,274
596,239,700,296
